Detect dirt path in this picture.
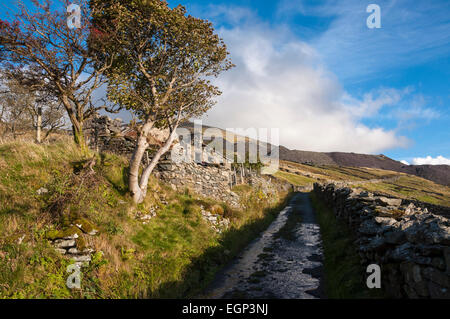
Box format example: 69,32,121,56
204,192,325,299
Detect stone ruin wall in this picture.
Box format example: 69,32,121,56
314,183,450,299
84,115,290,207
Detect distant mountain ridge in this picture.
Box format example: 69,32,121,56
279,146,450,186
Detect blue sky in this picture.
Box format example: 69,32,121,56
2,0,449,164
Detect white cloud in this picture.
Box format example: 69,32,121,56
412,156,450,165
400,160,410,165
296,0,450,81
201,9,409,153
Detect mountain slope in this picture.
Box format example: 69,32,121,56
178,122,450,186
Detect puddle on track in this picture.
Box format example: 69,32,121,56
204,192,325,299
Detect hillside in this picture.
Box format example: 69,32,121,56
179,122,450,186
0,138,290,298
275,160,450,207
280,147,450,186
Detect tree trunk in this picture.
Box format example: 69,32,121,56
72,122,87,154
36,106,42,143
129,121,153,203
61,96,87,153
130,124,178,204
137,128,178,200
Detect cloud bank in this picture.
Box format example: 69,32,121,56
412,156,450,165
201,8,409,153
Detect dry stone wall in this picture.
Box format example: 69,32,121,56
154,156,291,208
314,183,450,299
84,115,290,208
154,158,240,207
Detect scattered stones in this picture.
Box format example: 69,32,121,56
201,208,230,233
48,219,99,267
134,207,158,224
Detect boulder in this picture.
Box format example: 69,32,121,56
376,197,402,207
359,219,381,235
54,239,76,249
384,230,406,244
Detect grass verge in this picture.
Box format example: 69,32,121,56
0,139,291,298
309,192,385,299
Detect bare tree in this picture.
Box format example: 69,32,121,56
0,76,33,139
0,72,66,142
28,92,66,142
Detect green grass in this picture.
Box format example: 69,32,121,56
309,192,385,299
273,171,316,186
0,138,291,298
278,160,450,207
358,175,450,206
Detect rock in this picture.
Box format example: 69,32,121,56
405,203,416,215
376,197,402,207
422,267,450,288
359,219,381,235
360,237,386,251
73,218,97,235
404,224,424,243
54,239,76,248
88,229,98,236
36,187,49,195
314,182,450,299
384,230,406,244
71,254,92,263
444,247,450,274
415,244,445,257
208,216,218,223
68,248,79,254
64,233,79,240
374,216,397,226
390,243,413,261
359,191,369,198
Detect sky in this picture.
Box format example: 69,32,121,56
2,0,449,165
166,0,450,165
